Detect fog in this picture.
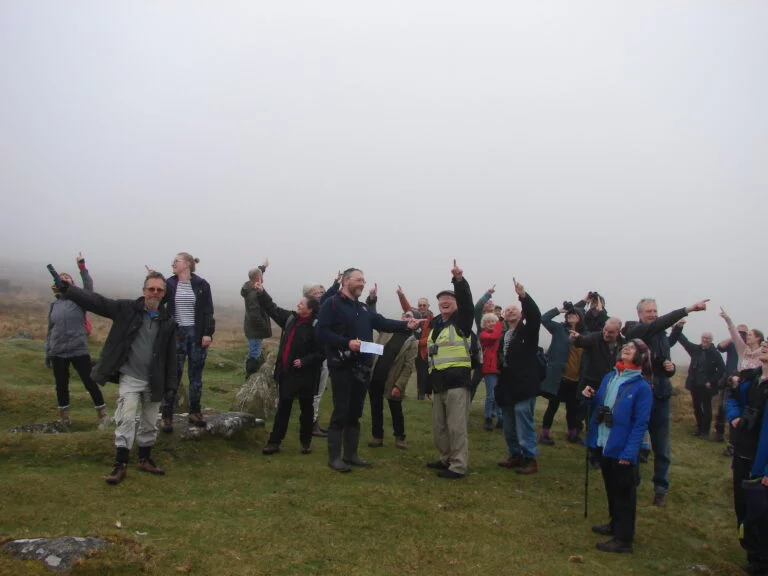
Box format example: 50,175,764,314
1,1,766,350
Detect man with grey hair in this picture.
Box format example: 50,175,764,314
669,320,725,439
623,296,709,507
56,271,177,485
570,317,625,391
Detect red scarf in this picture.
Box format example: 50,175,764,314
615,361,641,374
282,315,312,371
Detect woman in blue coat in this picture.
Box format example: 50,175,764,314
583,339,653,554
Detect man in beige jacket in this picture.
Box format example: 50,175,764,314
367,311,418,449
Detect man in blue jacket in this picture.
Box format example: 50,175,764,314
726,343,768,575
316,268,420,473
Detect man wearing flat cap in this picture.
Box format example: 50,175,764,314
424,260,475,479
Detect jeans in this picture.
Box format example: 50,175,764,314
483,374,502,421
52,355,105,409
164,325,208,415
114,374,160,450
501,397,538,459
247,338,262,360
328,367,368,431
648,396,671,494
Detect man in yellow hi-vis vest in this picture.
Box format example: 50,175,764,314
425,260,475,479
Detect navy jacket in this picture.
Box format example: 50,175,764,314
669,326,725,390
316,292,409,368
585,368,653,464
165,274,215,345
727,369,768,477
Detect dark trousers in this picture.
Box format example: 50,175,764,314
715,388,727,436
415,355,428,400
369,376,405,439
268,396,314,446
733,455,768,566
328,367,368,432
164,325,208,415
600,456,640,542
52,355,104,408
734,455,754,529
469,368,484,402
542,379,583,431
690,387,713,434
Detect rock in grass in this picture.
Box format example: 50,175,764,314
4,536,109,573
159,412,264,440
230,349,278,419
10,421,69,434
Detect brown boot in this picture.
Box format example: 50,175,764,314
161,417,174,434
301,444,312,455
96,406,109,430
59,407,71,427
105,462,127,485
188,412,206,428
394,435,408,450
498,454,525,468
137,458,166,475
515,458,538,475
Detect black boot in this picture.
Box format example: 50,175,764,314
327,429,351,472
342,424,370,467
245,357,260,380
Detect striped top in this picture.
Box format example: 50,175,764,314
174,280,196,327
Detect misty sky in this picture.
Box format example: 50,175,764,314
1,1,766,346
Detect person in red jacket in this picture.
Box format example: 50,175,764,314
479,313,503,431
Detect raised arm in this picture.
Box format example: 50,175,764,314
474,288,493,330
60,284,125,320
77,253,93,292
256,289,293,329
721,310,747,356
396,286,413,313
669,324,697,356
541,307,561,335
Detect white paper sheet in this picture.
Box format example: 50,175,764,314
360,341,384,355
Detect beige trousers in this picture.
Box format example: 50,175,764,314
432,387,471,474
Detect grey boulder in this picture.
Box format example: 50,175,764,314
4,537,109,573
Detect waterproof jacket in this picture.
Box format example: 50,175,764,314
573,331,626,389
540,305,586,396
165,274,215,345
479,321,503,375
474,290,494,332
46,267,93,359
496,293,542,406
669,326,725,391
585,368,653,464
316,292,409,369
425,277,474,394
242,281,272,339
372,332,418,400
60,285,177,402
624,307,687,399
258,290,323,399
727,368,768,477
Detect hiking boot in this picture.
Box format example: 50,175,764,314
483,418,493,431
539,434,555,446
59,407,71,427
262,443,280,455
515,458,538,475
312,421,327,438
591,523,614,536
161,417,174,434
567,429,583,444
300,444,312,455
188,412,206,428
394,435,408,450
652,493,666,507
137,458,165,475
426,460,449,470
437,469,465,479
342,426,370,467
327,429,351,473
105,462,127,485
596,537,632,554
96,406,109,430
368,438,384,448
498,454,525,469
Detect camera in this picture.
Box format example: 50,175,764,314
351,363,372,385
428,344,439,357
595,406,613,428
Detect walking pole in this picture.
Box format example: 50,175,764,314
584,404,590,519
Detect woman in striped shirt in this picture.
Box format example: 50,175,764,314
162,252,215,431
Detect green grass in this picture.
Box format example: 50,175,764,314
0,338,746,575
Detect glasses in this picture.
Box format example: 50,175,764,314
145,287,166,293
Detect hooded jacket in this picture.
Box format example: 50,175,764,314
241,281,272,340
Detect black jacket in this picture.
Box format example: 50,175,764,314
258,290,323,399
624,307,687,399
426,277,474,394
573,332,626,389
669,326,726,391
165,274,215,345
61,285,177,402
496,293,542,406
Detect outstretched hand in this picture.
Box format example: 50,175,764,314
513,278,526,299
253,280,264,292
406,317,425,331
582,386,595,398
488,284,496,295
369,283,378,298
569,330,580,341
76,251,84,264
396,284,404,296
719,306,730,322
144,264,156,274
261,257,269,269
686,299,710,313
